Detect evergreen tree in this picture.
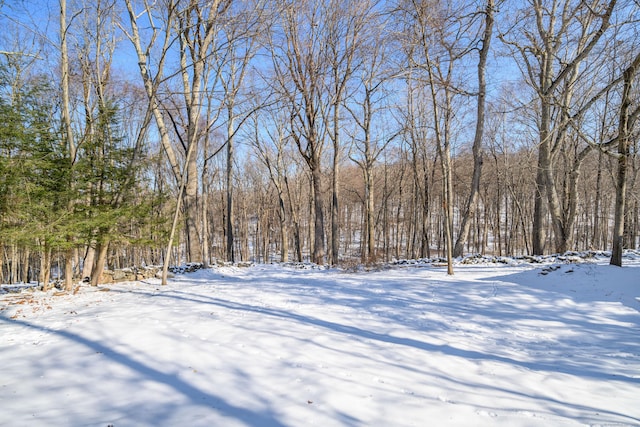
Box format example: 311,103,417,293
0,64,72,286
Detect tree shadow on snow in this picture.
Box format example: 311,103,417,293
136,285,640,424
51,265,640,426
0,315,288,427
163,287,640,383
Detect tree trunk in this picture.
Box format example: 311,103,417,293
331,150,339,265
442,149,455,275
82,246,95,280
330,102,340,265
454,0,493,257
278,190,289,263
545,162,569,254
201,179,210,268
311,164,325,265
383,158,390,262
285,176,303,262
226,115,235,263
64,248,74,291
532,92,552,256
10,244,17,284
420,155,431,259
592,150,603,249
364,166,375,263
611,54,639,266
40,243,52,291
90,240,109,286
184,156,202,264
21,248,30,284
611,147,628,266
532,154,548,254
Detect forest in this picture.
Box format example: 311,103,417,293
0,0,639,289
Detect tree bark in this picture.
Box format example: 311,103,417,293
311,162,325,265
365,167,375,263
226,113,235,263
278,190,289,263
285,176,303,262
331,123,340,265
64,248,74,291
611,53,640,266
21,248,30,284
40,243,52,291
90,240,109,287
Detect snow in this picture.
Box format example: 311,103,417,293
1,256,639,426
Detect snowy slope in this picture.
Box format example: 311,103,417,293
1,258,639,426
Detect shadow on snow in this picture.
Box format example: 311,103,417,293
0,315,288,427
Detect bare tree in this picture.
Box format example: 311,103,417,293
122,0,185,277
402,75,435,260
323,0,371,265
500,0,618,254
122,0,182,184
175,0,236,264
346,14,398,263
125,0,265,267
219,1,265,262
250,107,293,262
401,0,477,274
453,0,495,257
269,0,332,265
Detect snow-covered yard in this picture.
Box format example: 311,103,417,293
1,257,639,426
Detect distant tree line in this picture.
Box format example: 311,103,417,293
0,0,639,287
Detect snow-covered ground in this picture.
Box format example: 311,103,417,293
1,256,639,426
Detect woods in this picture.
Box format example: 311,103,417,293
0,0,639,285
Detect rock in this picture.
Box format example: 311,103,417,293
101,271,114,284
112,270,127,281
